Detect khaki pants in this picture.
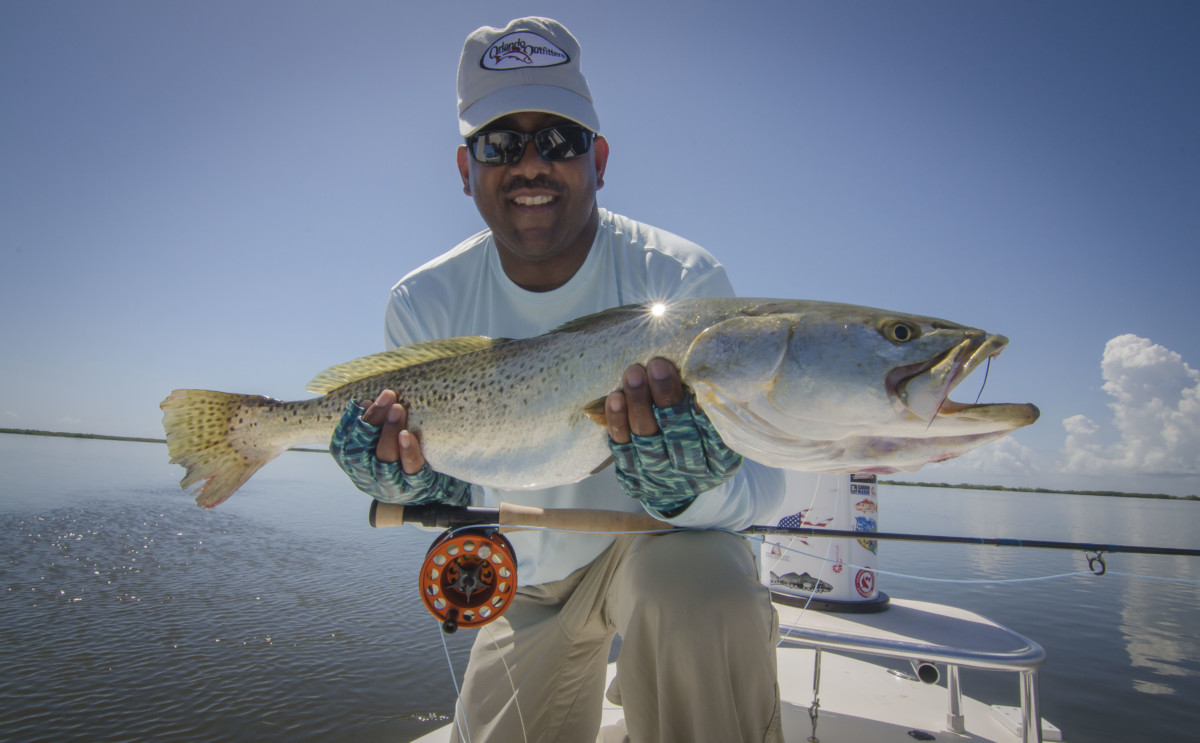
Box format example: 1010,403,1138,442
450,530,782,743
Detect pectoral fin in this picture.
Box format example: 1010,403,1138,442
582,397,609,426
589,455,614,475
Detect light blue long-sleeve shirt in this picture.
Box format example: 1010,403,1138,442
385,209,785,585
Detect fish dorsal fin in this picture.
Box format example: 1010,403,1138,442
305,336,504,394
545,303,644,335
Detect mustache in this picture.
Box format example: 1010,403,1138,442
502,176,563,194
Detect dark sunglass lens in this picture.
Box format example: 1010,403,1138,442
472,131,522,164
536,126,592,161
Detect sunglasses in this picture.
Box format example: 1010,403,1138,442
467,124,595,166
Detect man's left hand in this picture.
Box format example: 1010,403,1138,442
605,358,685,443
605,358,743,515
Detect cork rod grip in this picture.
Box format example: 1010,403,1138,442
369,500,672,534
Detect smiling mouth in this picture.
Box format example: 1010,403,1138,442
512,194,556,206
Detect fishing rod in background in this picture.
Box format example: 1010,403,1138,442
368,501,1200,634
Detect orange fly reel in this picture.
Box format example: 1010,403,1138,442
419,528,517,634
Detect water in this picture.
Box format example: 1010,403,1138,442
1,434,1197,742
0,434,474,742
875,487,1200,742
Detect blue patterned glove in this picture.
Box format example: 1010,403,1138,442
329,400,471,505
608,394,743,516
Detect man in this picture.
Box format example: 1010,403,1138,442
332,17,785,743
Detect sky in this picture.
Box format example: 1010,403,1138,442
2,1,1198,497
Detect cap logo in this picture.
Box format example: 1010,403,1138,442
481,31,570,70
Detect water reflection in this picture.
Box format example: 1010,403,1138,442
1117,554,1200,696
881,484,1200,740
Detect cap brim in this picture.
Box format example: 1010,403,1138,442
459,84,600,136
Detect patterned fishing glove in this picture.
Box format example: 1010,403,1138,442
608,394,743,517
329,400,471,506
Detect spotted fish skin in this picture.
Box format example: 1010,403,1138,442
161,298,1039,508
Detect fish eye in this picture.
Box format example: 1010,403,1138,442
880,320,920,343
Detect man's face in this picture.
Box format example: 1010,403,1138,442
457,112,609,291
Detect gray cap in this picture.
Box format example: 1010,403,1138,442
457,17,600,137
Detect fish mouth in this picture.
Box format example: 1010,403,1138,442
887,333,1037,427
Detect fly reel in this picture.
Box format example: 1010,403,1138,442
418,527,517,634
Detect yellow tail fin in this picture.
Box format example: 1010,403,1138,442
160,389,288,508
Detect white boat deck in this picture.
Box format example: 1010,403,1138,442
415,597,1065,742
771,596,1062,743
776,597,1045,671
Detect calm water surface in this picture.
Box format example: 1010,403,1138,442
1,434,1197,741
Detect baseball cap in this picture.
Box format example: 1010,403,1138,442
457,17,601,137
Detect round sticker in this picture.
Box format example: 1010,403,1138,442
855,569,875,597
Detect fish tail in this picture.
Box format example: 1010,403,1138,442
159,389,290,508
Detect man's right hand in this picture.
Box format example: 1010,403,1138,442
329,390,471,506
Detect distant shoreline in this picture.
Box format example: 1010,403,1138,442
3,427,1196,501
879,479,1197,501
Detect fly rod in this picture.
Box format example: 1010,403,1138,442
377,501,1199,633
370,501,1200,559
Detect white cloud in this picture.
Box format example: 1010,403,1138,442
944,435,1039,474
1060,334,1200,475
1062,414,1097,436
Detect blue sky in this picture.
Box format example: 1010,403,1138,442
3,1,1198,496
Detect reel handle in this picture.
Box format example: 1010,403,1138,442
418,527,518,634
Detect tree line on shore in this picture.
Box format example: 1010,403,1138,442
4,427,1196,501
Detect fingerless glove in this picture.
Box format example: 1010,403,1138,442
608,395,742,516
329,400,471,505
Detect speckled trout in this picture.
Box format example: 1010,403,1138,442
161,298,1039,508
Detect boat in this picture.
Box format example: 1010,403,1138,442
387,472,1065,743
409,587,1063,743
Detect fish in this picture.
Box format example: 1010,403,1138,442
160,298,1039,508
769,571,834,594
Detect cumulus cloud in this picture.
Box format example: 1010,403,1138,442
1061,334,1200,475
946,435,1039,474
1062,414,1097,436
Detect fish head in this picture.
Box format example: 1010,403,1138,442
680,300,1039,474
